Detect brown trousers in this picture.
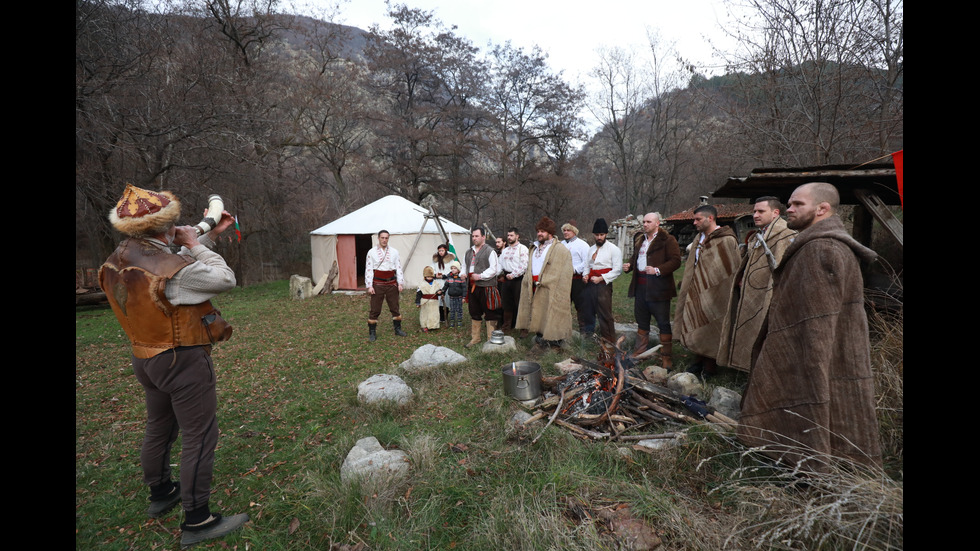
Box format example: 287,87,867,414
368,284,401,321
132,345,218,514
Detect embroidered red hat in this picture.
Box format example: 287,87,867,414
108,183,182,237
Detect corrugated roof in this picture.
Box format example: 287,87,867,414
713,162,900,206
665,203,755,223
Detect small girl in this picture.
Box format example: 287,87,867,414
416,266,443,332
442,261,468,329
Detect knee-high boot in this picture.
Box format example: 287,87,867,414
634,329,650,356
465,320,482,348
659,333,673,369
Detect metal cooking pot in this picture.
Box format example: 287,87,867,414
502,361,542,401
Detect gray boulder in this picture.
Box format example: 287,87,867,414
709,386,742,421
357,374,414,405
400,344,468,372
340,436,410,486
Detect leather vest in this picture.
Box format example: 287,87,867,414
99,238,233,359
465,246,495,288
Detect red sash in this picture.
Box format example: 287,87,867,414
587,267,612,280
373,269,396,285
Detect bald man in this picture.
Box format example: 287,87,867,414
738,182,883,472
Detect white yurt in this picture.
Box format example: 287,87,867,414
310,195,471,291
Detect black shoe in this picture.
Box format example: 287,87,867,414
147,482,181,518
180,513,249,547
393,320,408,337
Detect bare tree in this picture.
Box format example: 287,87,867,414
716,0,904,165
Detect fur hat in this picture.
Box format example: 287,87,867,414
450,260,461,271
423,266,435,278
561,223,579,236
536,216,558,237
592,218,608,234
108,183,182,237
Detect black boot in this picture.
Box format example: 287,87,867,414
368,322,377,342
393,319,407,337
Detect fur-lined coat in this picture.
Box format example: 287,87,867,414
673,226,739,357
515,240,574,341
716,217,796,371
737,216,882,471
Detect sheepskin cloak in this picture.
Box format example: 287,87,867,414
417,279,442,330
737,216,882,471
673,226,739,358
515,240,574,342
716,217,796,371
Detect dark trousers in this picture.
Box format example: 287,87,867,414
634,296,672,335
580,282,616,342
369,284,401,321
132,346,218,514
468,285,502,323
570,277,586,325
499,275,523,327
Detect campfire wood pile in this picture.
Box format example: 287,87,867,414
522,343,737,443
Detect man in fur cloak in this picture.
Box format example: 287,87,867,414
716,197,797,371
673,205,739,377
516,216,574,347
738,183,882,472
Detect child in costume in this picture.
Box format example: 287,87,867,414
415,266,443,332
442,261,468,329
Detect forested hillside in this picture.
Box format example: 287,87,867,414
76,0,903,285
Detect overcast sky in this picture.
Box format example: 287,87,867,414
298,0,741,82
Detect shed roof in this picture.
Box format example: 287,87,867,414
664,203,755,223
712,162,900,206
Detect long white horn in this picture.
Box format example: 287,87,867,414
194,194,224,236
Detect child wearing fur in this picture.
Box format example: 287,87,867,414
415,266,443,332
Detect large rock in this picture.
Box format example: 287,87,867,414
290,274,314,300
340,436,410,486
482,335,517,354
666,372,703,398
357,374,414,405
709,386,742,421
399,344,468,372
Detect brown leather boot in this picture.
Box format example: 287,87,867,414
659,333,673,369
465,320,482,348
486,321,496,340
634,329,650,356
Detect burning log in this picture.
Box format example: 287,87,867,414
523,344,737,442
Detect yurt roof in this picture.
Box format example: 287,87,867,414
310,195,469,236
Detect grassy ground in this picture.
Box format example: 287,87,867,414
76,278,902,550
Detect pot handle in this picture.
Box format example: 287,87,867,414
516,378,529,389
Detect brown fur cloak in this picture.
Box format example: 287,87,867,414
716,217,796,371
673,226,739,358
738,216,882,471
515,240,574,342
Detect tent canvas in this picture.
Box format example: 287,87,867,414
310,195,471,291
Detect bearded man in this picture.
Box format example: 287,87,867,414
717,196,796,371
673,205,739,378
516,217,574,349
579,218,623,347
738,182,882,472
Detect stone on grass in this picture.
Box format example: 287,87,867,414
666,372,702,397
340,436,410,486
399,344,468,372
289,274,313,300
357,374,414,405
482,335,517,353
709,386,742,421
